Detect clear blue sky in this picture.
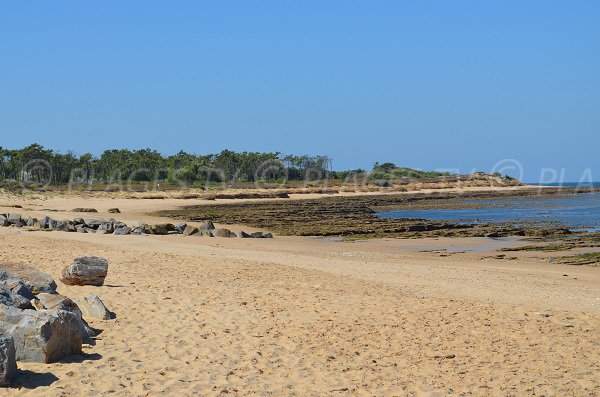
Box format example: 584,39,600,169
1,1,598,182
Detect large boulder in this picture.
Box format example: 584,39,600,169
149,224,174,235
7,214,22,224
76,295,113,320
213,228,232,238
0,307,83,363
35,293,95,341
0,262,57,294
0,336,17,387
60,257,108,286
112,226,131,235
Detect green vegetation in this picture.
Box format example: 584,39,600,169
0,144,333,187
370,162,452,181
0,144,477,189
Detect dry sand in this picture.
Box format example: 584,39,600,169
1,192,599,396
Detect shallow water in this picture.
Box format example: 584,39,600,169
378,192,600,229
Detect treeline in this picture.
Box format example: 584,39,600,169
0,144,340,186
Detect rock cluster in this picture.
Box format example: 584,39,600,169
0,213,273,239
0,260,113,386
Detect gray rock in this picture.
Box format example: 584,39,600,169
39,216,50,229
7,281,35,304
239,231,251,238
183,225,199,236
47,219,59,230
36,293,79,313
60,256,108,286
113,226,131,235
130,226,144,235
107,208,121,214
56,221,71,232
25,217,37,227
73,217,85,225
97,223,114,233
84,219,102,229
0,336,17,387
35,293,95,341
175,223,187,233
199,221,215,230
7,214,21,224
0,218,9,227
0,262,57,294
76,295,113,320
0,285,32,309
0,307,83,363
76,226,87,233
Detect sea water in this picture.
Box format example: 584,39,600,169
378,191,600,230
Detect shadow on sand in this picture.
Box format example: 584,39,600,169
12,370,59,389
59,352,103,364
10,352,103,389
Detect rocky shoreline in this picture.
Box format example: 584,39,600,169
158,187,591,239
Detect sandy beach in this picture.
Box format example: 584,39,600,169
0,191,598,396
4,1,598,393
